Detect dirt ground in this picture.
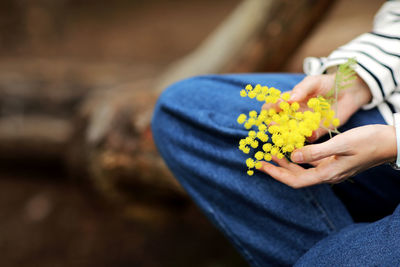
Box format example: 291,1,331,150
0,167,246,267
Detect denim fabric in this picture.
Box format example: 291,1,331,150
151,73,400,266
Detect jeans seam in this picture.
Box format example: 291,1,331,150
304,188,337,232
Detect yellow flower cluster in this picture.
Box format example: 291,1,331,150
237,84,340,176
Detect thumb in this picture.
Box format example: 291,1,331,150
290,76,319,102
291,137,347,163
290,74,334,102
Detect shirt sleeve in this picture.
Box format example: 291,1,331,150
303,0,400,117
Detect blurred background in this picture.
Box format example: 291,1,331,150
0,0,382,266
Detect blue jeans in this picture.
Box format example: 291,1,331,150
151,74,400,266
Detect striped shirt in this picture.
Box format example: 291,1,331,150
303,0,400,125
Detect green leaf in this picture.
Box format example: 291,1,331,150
325,58,357,99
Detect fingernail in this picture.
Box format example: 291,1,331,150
289,93,297,101
292,152,303,162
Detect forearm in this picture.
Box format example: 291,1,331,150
376,124,397,165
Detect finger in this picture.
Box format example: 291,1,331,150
307,127,328,143
261,101,281,111
308,155,337,167
291,137,348,164
290,76,320,102
259,161,323,188
270,156,303,172
308,158,324,167
259,161,305,188
290,74,334,102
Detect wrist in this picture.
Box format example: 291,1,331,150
380,125,397,164
389,113,400,169
352,75,372,107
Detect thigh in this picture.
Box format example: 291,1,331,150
152,73,353,266
331,108,400,222
295,205,400,266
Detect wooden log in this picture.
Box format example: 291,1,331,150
155,0,275,92
229,0,337,72
155,0,335,91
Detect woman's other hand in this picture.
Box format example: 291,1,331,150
262,73,372,142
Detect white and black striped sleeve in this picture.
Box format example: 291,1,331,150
303,0,400,124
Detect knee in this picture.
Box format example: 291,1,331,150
153,75,207,112
151,76,203,149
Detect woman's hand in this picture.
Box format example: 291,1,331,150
262,73,373,142
257,125,397,188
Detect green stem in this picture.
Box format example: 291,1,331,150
321,126,340,134
335,80,339,120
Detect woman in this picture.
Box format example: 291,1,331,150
152,1,400,265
